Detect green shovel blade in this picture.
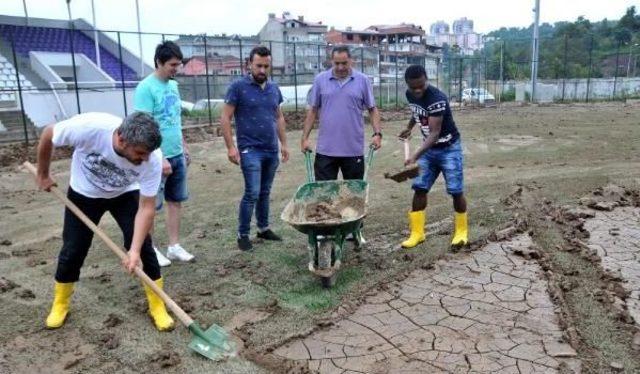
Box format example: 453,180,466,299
188,323,237,361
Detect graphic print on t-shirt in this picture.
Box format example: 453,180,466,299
81,152,140,191
408,102,453,144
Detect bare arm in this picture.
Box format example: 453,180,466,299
300,107,318,152
368,106,382,149
408,116,442,164
36,125,56,191
276,107,290,162
220,103,240,164
123,195,156,273
399,117,417,139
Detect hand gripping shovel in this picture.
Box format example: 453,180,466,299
384,138,419,182
24,161,236,361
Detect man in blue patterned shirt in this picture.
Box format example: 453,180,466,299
221,46,289,251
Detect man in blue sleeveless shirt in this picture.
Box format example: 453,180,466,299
399,65,468,249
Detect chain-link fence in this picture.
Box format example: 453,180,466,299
0,22,638,145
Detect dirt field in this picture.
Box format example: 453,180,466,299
0,102,639,373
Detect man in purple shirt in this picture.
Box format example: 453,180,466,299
301,45,382,180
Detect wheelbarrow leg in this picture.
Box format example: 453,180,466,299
307,233,318,272
353,224,366,252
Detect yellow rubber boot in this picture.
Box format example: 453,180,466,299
401,211,426,248
46,281,75,329
451,212,469,247
143,278,175,331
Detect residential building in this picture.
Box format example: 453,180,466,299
258,12,328,76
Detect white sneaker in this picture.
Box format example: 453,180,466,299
166,244,195,262
153,246,172,267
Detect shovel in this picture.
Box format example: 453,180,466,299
384,138,419,182
24,161,236,361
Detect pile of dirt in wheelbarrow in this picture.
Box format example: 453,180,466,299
283,188,366,224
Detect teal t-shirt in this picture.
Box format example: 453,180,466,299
134,74,183,158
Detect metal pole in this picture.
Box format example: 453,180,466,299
613,40,620,100
116,32,128,116
499,40,504,102
394,40,398,108
135,0,144,78
22,0,29,26
238,38,244,75
203,35,213,125
562,34,568,102
317,44,321,73
586,35,593,103
269,41,274,81
9,29,29,145
91,0,101,68
530,0,540,103
627,43,636,78
360,47,364,73
293,43,298,112
66,2,81,114
378,49,382,108
458,57,463,104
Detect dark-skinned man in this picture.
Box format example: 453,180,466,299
399,65,468,249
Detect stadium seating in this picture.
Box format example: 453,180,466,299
0,24,138,82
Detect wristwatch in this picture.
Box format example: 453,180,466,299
372,132,383,138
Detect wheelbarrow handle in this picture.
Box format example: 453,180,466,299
303,150,315,183
22,161,195,329
363,145,376,182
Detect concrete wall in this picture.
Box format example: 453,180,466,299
21,89,134,127
516,77,640,102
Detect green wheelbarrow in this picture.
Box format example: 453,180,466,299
281,147,375,288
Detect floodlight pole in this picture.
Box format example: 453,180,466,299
530,0,540,103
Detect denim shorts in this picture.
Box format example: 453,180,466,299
412,139,464,195
156,154,189,210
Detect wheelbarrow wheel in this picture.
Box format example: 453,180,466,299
321,273,338,288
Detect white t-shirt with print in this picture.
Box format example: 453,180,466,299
51,112,163,199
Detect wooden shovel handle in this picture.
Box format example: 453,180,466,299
403,139,411,162
23,161,194,328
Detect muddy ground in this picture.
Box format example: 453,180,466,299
0,102,639,373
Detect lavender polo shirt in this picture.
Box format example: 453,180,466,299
307,69,376,157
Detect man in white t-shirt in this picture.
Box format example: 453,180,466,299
35,112,174,331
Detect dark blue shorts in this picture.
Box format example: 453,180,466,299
412,139,464,195
156,154,189,210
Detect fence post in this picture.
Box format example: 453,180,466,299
458,57,463,104
500,40,504,103
561,34,568,101
394,49,399,108
613,40,621,100
68,24,81,114
268,41,274,81
586,35,593,103
116,32,127,116
238,38,244,75
378,49,382,108
9,29,28,145
203,34,213,126
293,43,298,112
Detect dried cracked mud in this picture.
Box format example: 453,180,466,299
275,235,581,373
585,207,640,325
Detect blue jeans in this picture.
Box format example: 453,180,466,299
238,149,280,237
412,139,464,195
156,154,189,210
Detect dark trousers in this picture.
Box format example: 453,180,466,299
55,188,160,283
314,153,365,181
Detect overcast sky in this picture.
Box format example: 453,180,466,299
1,0,637,36
0,0,636,66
